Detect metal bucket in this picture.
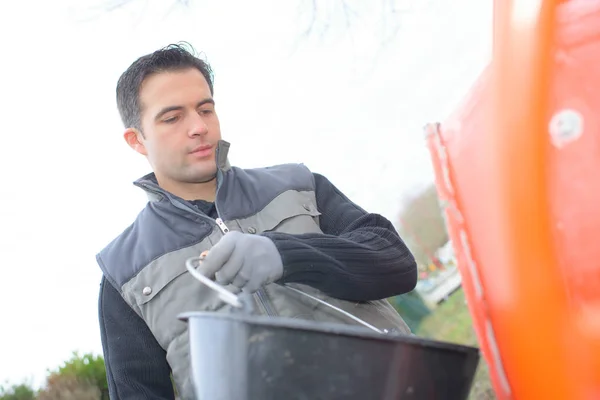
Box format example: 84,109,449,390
179,258,480,400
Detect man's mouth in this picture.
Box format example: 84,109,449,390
190,144,214,158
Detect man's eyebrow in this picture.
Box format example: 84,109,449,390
154,98,215,121
154,106,183,121
197,98,215,107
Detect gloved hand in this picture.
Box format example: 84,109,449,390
199,231,284,293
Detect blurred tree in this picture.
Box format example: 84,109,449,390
37,375,101,400
0,382,36,400
397,184,449,266
40,352,108,400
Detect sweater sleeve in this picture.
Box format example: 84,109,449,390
262,173,417,302
99,276,176,400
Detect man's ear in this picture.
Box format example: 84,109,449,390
124,128,148,156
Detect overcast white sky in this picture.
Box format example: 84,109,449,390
0,0,492,387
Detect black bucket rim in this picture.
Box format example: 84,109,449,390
178,311,480,356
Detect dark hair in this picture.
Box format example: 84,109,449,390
116,42,214,130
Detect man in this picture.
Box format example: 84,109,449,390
97,43,418,400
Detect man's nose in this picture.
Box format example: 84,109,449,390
188,112,209,137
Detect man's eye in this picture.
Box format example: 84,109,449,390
200,109,213,115
163,116,179,124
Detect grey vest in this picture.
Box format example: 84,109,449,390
97,140,410,399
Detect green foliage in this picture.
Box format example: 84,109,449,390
0,353,109,400
0,382,36,400
46,352,107,397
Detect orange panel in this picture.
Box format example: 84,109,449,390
425,0,600,398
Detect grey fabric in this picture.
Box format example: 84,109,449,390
235,189,322,234
215,163,315,221
96,204,214,289
215,140,230,171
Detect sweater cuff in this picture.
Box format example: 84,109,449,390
262,232,316,282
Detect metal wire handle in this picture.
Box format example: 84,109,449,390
185,255,384,334
185,256,243,308
283,285,384,334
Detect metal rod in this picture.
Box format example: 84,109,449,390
185,256,243,308
284,285,384,334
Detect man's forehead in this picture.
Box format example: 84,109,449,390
139,69,211,110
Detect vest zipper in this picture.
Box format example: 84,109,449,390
213,217,277,317
215,218,230,233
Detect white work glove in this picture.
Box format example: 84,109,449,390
199,231,284,293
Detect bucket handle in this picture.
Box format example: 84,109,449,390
185,256,244,308
185,256,385,334
282,285,385,334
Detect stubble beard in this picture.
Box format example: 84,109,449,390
181,162,218,184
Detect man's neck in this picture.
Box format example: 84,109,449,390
158,177,217,202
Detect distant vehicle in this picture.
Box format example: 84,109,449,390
415,241,462,306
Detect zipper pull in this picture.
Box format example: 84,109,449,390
215,218,230,234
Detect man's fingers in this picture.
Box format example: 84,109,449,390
199,232,240,277
229,257,250,289
215,245,245,285
241,263,265,294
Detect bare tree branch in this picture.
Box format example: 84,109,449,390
71,0,187,23
91,0,420,50
298,0,318,39
102,0,134,13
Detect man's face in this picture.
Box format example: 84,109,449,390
132,68,222,186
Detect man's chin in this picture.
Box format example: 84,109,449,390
185,162,218,184
188,167,218,184
195,174,217,184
